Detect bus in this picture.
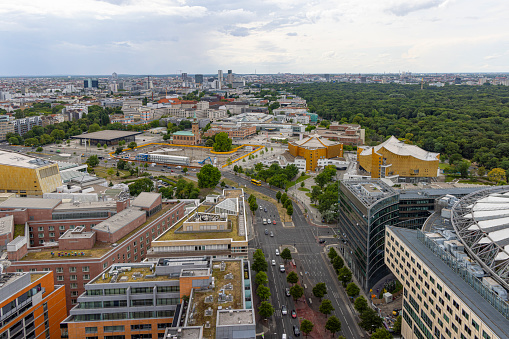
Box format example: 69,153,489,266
251,179,261,186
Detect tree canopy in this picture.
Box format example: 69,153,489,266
128,178,154,196
197,164,221,188
213,132,232,152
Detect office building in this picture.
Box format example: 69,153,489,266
357,136,440,183
227,70,233,84
385,226,509,339
0,150,62,196
195,74,204,84
0,270,66,338
5,193,187,311
287,134,343,171
84,78,99,89
217,70,223,89
148,189,248,259
0,121,14,141
338,180,399,292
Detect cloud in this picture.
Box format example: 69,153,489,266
387,0,447,16
287,32,298,36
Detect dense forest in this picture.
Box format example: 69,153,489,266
273,83,509,170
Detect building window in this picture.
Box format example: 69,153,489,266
57,276,64,281
38,233,44,238
71,299,77,305
69,267,77,273
82,266,89,272
49,232,55,237
85,327,98,334
48,226,54,231
70,275,77,281
83,274,90,280
56,267,63,273
70,283,78,289
59,226,65,230
104,326,124,332
38,227,44,231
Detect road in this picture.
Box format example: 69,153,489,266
223,172,365,339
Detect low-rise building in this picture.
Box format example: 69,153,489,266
203,124,256,140
288,134,343,171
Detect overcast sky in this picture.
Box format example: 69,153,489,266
0,0,507,75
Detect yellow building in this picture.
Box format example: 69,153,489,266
357,136,439,182
288,134,343,171
0,150,62,196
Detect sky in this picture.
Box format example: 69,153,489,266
0,0,508,75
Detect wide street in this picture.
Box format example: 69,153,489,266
223,171,365,339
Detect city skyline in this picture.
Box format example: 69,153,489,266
0,0,507,76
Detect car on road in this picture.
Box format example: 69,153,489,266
291,310,297,319
293,325,300,336
319,239,326,244
281,305,287,315
259,206,263,210
263,219,267,225
279,264,285,273
275,249,280,256
285,288,290,297
273,220,277,225
264,208,267,212
270,231,274,237
264,229,268,235
268,219,271,224
271,260,276,266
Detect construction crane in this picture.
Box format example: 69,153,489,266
198,157,215,165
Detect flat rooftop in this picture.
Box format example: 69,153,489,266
71,130,142,141
390,227,509,339
0,215,13,236
54,200,117,211
342,179,398,208
60,228,95,240
0,197,61,210
92,208,145,234
91,266,176,284
217,309,254,326
0,150,56,169
131,192,160,209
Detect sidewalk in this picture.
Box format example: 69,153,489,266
288,176,329,227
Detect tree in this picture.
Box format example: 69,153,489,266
300,319,314,337
290,284,304,300
310,186,321,203
328,247,338,261
252,250,268,273
488,168,506,183
319,299,334,317
280,248,292,262
205,138,214,147
287,271,299,285
354,296,369,314
256,285,271,301
280,193,288,205
249,199,258,215
312,283,327,300
197,164,221,188
370,328,392,339
88,123,101,133
276,191,282,203
346,283,360,298
36,146,43,152
332,255,344,272
325,316,342,337
128,178,154,196
220,181,226,188
301,181,305,188
128,141,137,149
97,143,102,148
182,167,188,175
258,301,274,319
255,272,268,286
86,155,99,167
478,166,486,177
115,146,123,154
358,308,383,333
393,315,402,334
213,132,232,152
107,168,115,179
456,160,471,177
286,204,293,217
337,267,352,286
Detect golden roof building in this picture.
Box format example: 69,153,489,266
288,134,343,171
0,150,62,196
357,136,439,182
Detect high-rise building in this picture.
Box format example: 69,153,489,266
84,78,99,88
112,72,118,79
227,70,233,84
338,180,400,291
195,74,203,84
181,72,188,81
0,270,67,338
217,70,223,89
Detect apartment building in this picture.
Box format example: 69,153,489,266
13,116,42,136
202,124,256,140
385,226,509,339
0,271,66,339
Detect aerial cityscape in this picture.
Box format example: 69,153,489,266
0,1,509,339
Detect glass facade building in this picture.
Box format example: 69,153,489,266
338,180,399,292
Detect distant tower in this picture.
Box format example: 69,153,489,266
195,74,204,84
182,73,188,81
218,70,223,89
227,70,233,85
192,120,200,145
324,74,330,82
112,72,118,79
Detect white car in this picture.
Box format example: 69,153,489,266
275,249,280,256
268,219,271,224
272,260,276,266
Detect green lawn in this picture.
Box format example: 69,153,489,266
13,224,25,238
286,175,311,188
305,193,312,198
298,187,310,192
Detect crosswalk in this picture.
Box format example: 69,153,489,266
274,309,283,317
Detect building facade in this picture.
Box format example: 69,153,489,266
337,180,400,292
171,122,201,145
385,226,509,339
288,134,343,171
357,136,439,182
0,271,67,339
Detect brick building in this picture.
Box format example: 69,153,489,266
171,121,201,145
203,124,256,140
4,194,187,312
